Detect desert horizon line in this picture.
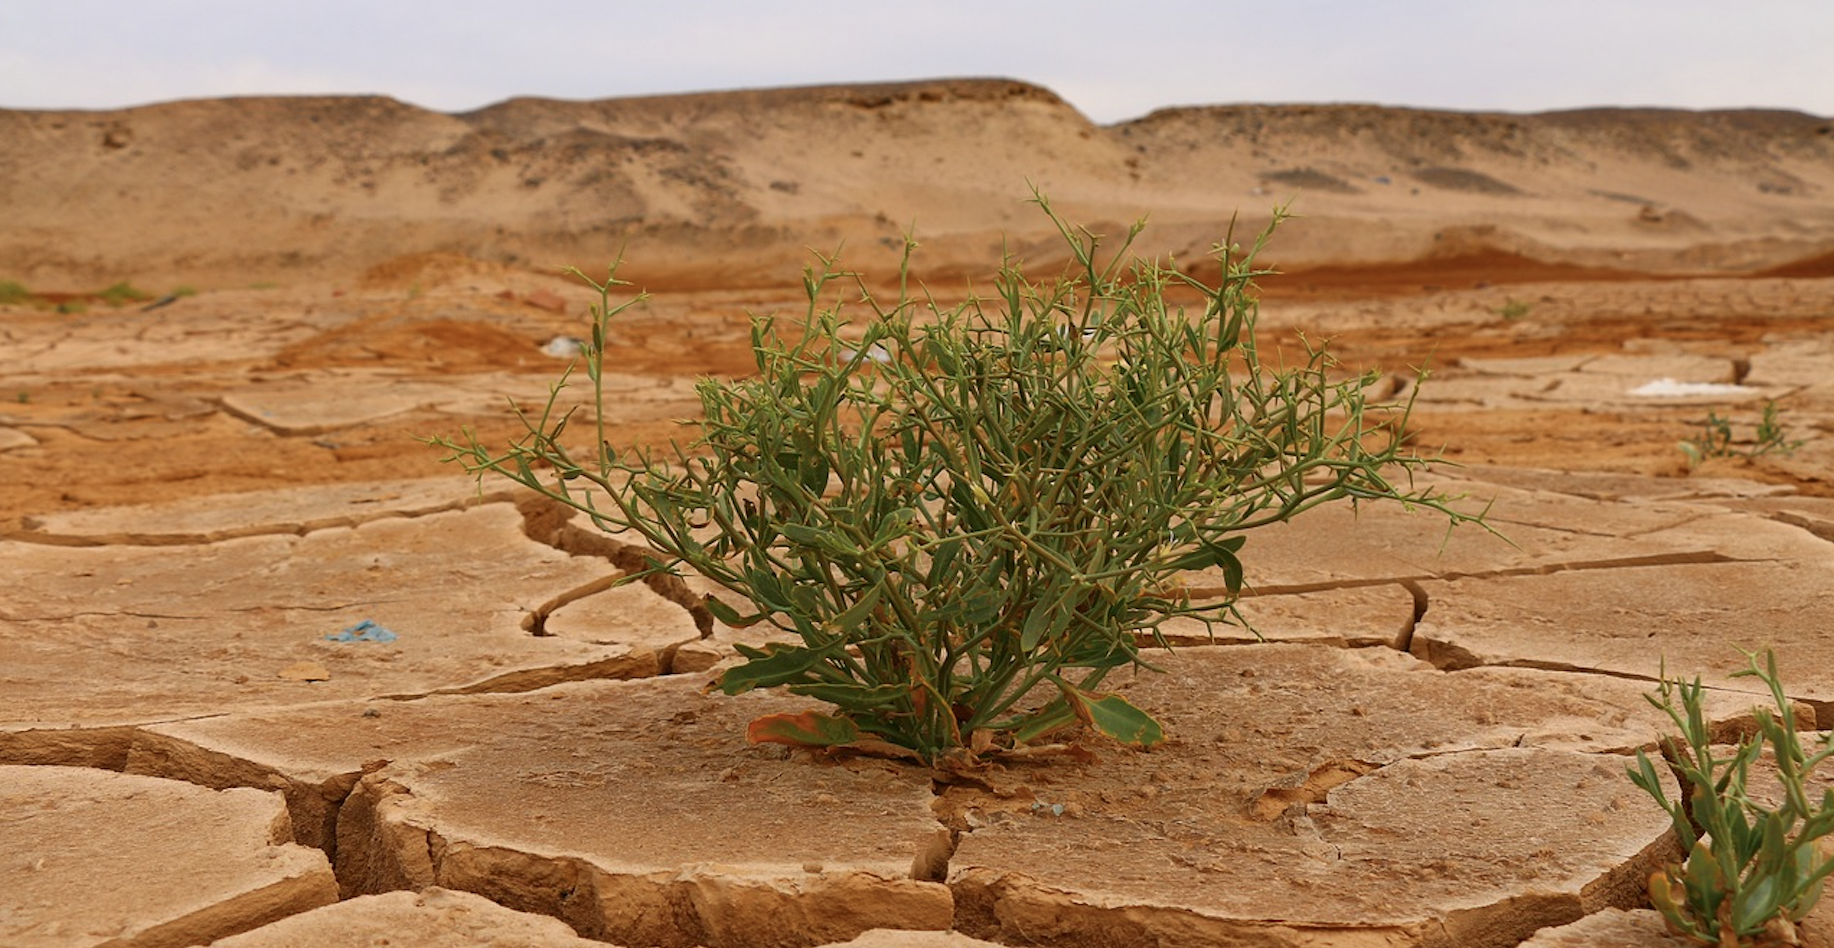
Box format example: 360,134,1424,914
7,75,1831,126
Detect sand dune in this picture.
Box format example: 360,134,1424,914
3,78,1831,291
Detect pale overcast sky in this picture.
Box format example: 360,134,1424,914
3,1,1829,123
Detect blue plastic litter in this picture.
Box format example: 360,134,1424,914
326,619,398,643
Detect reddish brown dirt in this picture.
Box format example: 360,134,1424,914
6,261,1831,534
1271,251,1657,298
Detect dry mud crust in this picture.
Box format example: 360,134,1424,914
937,646,1688,948
0,765,337,947
125,677,955,948
201,887,610,948
0,503,691,730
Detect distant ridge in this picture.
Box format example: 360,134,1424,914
2,78,1831,290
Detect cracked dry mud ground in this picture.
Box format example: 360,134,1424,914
4,265,1834,948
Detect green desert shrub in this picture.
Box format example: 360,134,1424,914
0,280,30,305
1631,649,1834,946
1680,401,1804,469
435,195,1478,763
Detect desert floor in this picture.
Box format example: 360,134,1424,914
4,83,1834,948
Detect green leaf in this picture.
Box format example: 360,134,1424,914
746,710,862,747
928,337,961,376
1214,538,1247,597
1164,536,1247,597
1733,873,1781,935
1054,623,1136,668
797,448,831,495
1727,806,1759,863
829,583,883,633
958,586,1007,626
1795,844,1833,919
1683,838,1724,910
715,643,831,694
1688,786,1721,844
872,508,916,548
702,595,765,629
788,584,829,624
1060,685,1165,748
1754,808,1785,866
789,681,911,709
776,521,828,551
1629,751,1693,848
745,567,791,611
778,522,855,558
1647,870,1695,937
926,537,962,585
1007,700,1078,744
1020,591,1074,652
950,479,992,532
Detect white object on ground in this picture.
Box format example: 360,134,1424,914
1627,378,1759,398
839,344,893,363
541,336,587,358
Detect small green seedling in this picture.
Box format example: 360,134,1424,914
97,282,153,306
1497,297,1532,321
435,194,1479,764
1629,649,1834,946
1680,402,1804,469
